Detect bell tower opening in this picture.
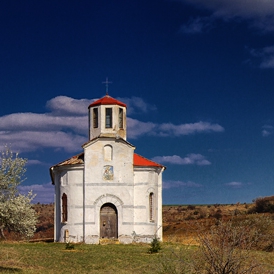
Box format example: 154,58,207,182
88,95,127,140
105,108,112,128
93,108,98,128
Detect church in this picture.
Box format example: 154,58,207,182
50,94,165,244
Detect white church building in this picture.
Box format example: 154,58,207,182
50,94,165,244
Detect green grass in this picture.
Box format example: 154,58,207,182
0,242,274,273
0,242,164,274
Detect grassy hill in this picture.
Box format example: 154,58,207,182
2,196,274,243
1,198,274,273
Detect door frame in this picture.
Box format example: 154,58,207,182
100,203,118,239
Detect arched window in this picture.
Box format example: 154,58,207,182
149,192,154,222
104,145,113,161
93,108,98,128
105,108,112,128
119,108,123,129
62,193,68,223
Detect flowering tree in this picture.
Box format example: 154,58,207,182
0,147,37,239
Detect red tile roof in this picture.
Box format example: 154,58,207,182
133,153,164,168
53,152,84,167
89,95,127,108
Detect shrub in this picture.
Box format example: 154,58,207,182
252,197,274,213
198,208,207,219
157,244,191,274
149,236,161,254
191,220,261,274
158,217,274,274
234,209,241,216
185,215,195,221
65,242,75,250
187,205,196,210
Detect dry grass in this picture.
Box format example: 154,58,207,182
1,201,274,273
0,201,267,245
0,242,162,273
163,203,253,244
1,202,264,244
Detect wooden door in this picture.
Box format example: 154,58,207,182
100,203,118,239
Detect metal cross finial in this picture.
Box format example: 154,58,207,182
102,77,112,95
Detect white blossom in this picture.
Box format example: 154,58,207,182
0,146,37,239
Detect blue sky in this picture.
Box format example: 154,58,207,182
1,0,274,204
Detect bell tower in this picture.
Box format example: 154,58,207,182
88,95,127,140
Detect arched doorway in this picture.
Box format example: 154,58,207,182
100,203,118,239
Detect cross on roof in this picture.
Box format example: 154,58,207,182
102,77,112,95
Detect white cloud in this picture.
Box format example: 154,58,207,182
262,130,271,137
163,180,202,189
179,0,274,69
18,183,54,204
249,46,274,69
262,124,273,136
0,96,224,152
46,95,155,116
0,96,91,152
0,131,86,153
46,96,94,116
180,16,214,34
0,113,87,133
118,96,157,115
179,0,274,33
127,117,156,139
152,154,211,166
258,46,274,69
127,119,224,139
260,57,274,69
158,121,224,136
225,181,243,188
26,160,49,166
188,0,274,19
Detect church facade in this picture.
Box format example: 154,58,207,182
50,95,165,244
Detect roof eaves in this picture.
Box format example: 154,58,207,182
82,135,135,149
133,153,166,169
88,95,127,108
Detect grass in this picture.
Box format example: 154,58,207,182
0,242,164,273
0,242,274,273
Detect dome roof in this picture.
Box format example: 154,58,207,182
89,95,126,108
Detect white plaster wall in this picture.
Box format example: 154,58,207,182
54,180,60,241
83,138,135,240
88,106,102,139
53,138,163,243
53,97,164,244
89,105,126,140
157,169,163,241
133,167,163,240
54,166,84,242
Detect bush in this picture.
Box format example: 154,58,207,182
191,220,261,274
252,197,274,213
234,209,241,216
65,242,75,250
157,216,274,274
187,205,196,210
214,209,223,220
149,236,161,254
198,208,207,219
157,244,191,274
